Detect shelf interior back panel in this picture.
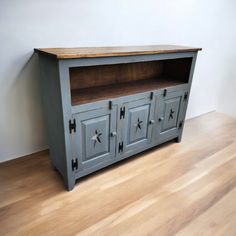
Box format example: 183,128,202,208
71,78,186,105
69,58,192,105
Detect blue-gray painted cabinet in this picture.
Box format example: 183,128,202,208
35,45,201,190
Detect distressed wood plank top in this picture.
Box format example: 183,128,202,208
34,45,202,59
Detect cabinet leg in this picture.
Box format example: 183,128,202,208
50,161,57,171
64,177,76,191
175,135,182,143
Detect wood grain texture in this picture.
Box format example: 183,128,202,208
34,45,202,59
70,60,164,90
69,58,191,105
71,78,184,105
0,112,235,236
70,58,191,90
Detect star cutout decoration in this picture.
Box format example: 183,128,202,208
91,129,102,147
134,118,143,132
168,109,175,120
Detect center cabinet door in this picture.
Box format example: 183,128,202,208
119,96,155,156
72,106,117,170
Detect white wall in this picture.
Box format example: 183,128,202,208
215,2,236,118
1,0,236,162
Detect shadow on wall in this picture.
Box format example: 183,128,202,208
1,52,48,161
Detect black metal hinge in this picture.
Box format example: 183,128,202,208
163,89,167,97
150,91,154,100
118,142,124,153
184,92,188,101
120,107,125,119
178,121,183,129
69,119,76,133
71,158,78,171
109,100,112,110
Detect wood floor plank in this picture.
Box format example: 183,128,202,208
176,187,236,236
77,155,236,236
0,112,236,236
165,143,236,193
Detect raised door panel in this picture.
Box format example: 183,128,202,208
72,106,117,170
82,115,109,161
120,98,155,155
128,105,150,144
155,89,187,143
162,96,181,131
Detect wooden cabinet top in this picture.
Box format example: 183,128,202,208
34,45,201,59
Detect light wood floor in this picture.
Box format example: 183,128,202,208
1,112,236,236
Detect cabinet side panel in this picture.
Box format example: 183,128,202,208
178,52,198,141
38,55,67,176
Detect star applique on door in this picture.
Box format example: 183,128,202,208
168,108,175,120
91,129,102,147
134,118,143,132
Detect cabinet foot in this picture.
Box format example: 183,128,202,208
175,136,182,143
50,162,57,171
64,177,76,191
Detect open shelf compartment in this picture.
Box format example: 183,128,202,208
69,57,192,105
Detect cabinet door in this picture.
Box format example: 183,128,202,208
155,90,187,143
72,106,117,170
120,97,155,155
